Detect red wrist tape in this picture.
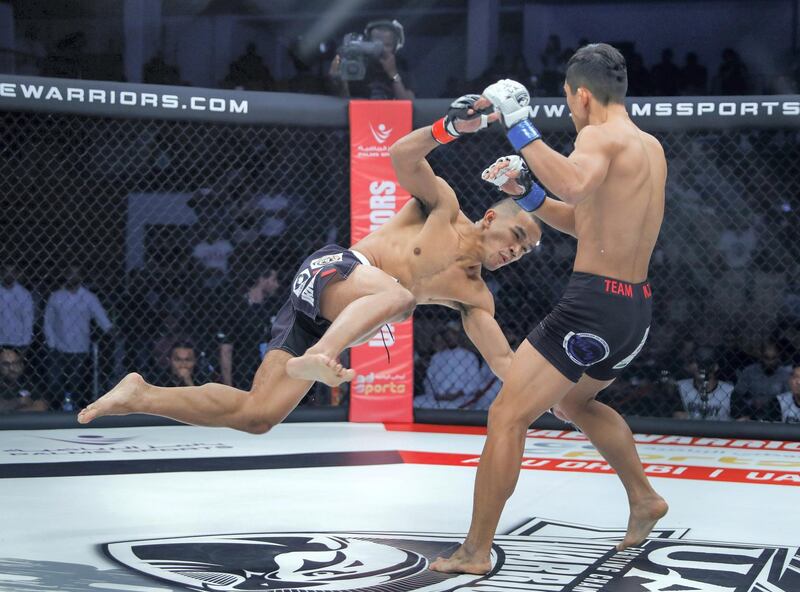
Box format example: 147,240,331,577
431,117,457,144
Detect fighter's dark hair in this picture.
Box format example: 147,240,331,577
565,43,627,105
488,196,542,231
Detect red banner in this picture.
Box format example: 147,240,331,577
348,100,413,423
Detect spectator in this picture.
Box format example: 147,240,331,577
716,329,754,383
0,347,47,413
329,19,414,100
673,347,735,420
415,322,486,409
539,34,562,96
776,364,800,423
0,263,34,349
191,226,234,288
286,38,328,94
218,268,283,389
43,265,113,408
626,52,652,96
717,48,749,95
651,49,681,95
679,52,708,94
222,42,274,91
143,51,182,86
151,341,209,388
732,342,790,420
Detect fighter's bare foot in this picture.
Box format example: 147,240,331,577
617,494,669,551
429,545,491,575
77,372,145,424
285,353,355,387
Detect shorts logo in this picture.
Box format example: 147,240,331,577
310,253,343,269
613,326,650,370
300,272,317,305
563,332,610,366
292,269,312,297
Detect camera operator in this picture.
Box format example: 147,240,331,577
329,19,414,100
672,347,735,420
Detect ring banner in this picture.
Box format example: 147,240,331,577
349,100,414,423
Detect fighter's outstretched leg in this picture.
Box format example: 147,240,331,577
78,349,312,434
554,377,668,550
286,264,415,386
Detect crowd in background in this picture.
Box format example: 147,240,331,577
3,15,800,422
9,22,800,99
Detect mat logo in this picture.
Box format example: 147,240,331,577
106,518,800,591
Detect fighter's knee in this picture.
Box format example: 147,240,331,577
388,287,416,321
487,399,529,433
242,418,273,435
551,404,572,423
237,392,276,435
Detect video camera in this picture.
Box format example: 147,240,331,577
338,19,405,81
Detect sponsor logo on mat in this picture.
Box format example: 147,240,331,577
106,518,800,591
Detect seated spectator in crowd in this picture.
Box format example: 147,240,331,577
0,263,34,350
717,48,749,95
732,341,790,421
0,347,47,413
44,265,113,408
672,347,735,420
328,19,414,99
414,322,493,409
716,329,754,383
651,49,681,95
150,342,209,388
218,268,283,389
539,34,562,96
679,52,708,94
222,42,274,91
776,364,800,423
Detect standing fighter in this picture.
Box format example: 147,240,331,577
78,97,541,434
431,43,668,575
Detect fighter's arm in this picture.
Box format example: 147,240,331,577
461,304,514,382
481,155,577,238
389,127,460,219
519,125,614,205
390,94,497,218
434,282,514,381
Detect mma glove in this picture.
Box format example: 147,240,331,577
431,94,494,145
482,79,543,151
481,155,546,212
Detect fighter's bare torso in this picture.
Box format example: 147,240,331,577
353,198,492,311
572,118,667,282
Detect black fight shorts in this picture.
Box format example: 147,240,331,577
265,244,370,357
527,272,653,382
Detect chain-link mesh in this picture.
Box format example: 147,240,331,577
415,128,800,422
1,110,798,422
1,111,349,411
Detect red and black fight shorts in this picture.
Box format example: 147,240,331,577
266,244,370,357
527,272,653,382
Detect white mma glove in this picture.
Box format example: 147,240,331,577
482,79,531,127
482,79,542,151
481,155,546,212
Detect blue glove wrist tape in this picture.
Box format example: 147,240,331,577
507,119,542,151
514,183,546,212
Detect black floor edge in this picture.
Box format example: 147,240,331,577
0,449,403,479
